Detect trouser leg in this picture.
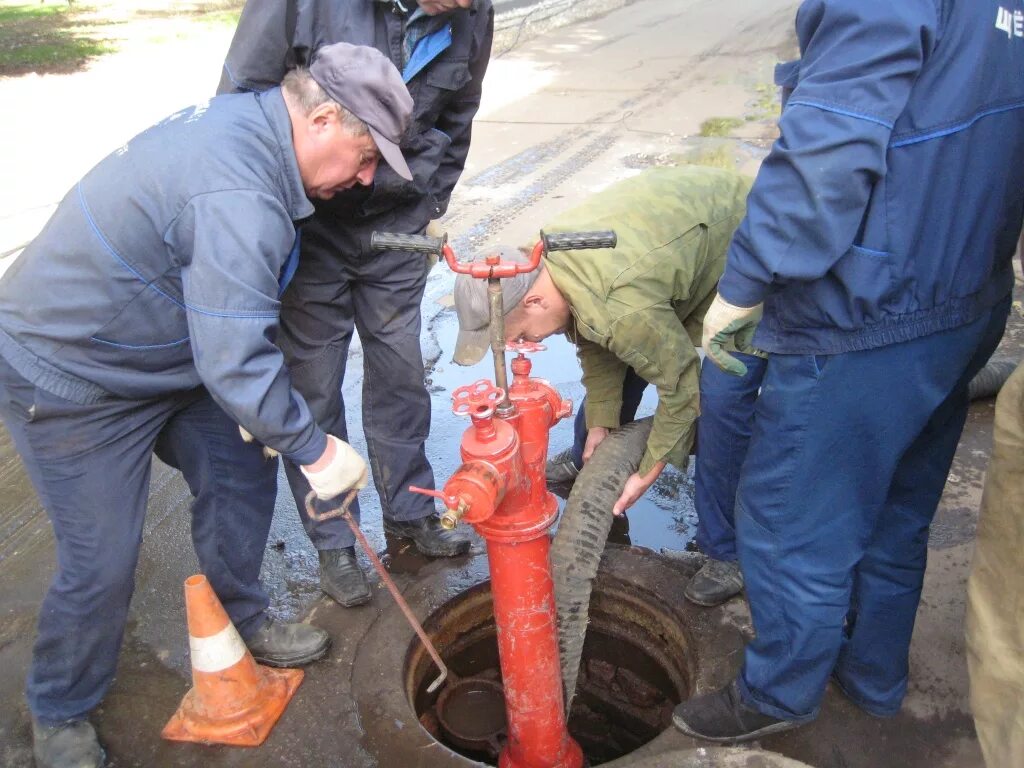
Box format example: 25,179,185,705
154,390,275,639
834,303,1007,714
0,360,171,725
350,248,435,522
736,301,1007,721
570,367,648,468
694,352,766,561
277,237,360,550
966,362,1024,768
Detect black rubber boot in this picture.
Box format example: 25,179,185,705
32,719,105,768
319,547,371,607
245,620,331,668
684,558,744,607
672,680,800,744
384,514,470,557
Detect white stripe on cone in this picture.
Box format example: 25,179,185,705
189,623,247,673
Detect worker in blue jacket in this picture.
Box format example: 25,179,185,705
0,44,412,768
673,0,1024,742
217,0,494,609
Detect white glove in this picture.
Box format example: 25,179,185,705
701,293,764,377
301,435,370,500
238,425,279,459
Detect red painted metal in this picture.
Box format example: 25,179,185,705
413,345,581,768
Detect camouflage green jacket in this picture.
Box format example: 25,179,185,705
544,166,751,475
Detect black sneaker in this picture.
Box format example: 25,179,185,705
384,514,470,557
32,719,105,768
684,558,744,607
545,449,581,486
319,547,371,607
672,680,800,743
245,620,331,668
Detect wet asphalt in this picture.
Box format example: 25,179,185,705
2,0,1022,765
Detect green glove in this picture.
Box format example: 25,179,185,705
701,293,764,376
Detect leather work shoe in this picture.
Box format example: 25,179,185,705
672,680,800,744
319,547,371,607
245,619,331,668
32,719,105,768
545,448,581,486
684,557,744,607
383,514,470,557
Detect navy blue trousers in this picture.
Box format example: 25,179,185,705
278,243,436,550
0,358,276,724
570,353,766,559
737,299,1010,722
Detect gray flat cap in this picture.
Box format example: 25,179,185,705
309,42,414,181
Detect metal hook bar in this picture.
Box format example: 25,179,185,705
304,490,449,693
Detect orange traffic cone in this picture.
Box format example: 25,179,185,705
162,574,304,747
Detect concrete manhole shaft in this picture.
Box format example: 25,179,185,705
405,572,696,765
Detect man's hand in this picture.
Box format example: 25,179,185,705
582,426,610,463
613,460,666,516
238,425,279,459
702,293,764,376
301,435,370,500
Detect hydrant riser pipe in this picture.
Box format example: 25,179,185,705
489,535,584,768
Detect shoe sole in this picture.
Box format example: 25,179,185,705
251,638,332,669
683,586,743,607
671,712,799,744
322,586,372,608
382,526,471,558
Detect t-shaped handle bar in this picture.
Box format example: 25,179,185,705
369,230,617,276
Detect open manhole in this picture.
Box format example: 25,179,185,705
405,572,696,765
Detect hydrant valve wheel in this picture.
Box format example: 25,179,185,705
506,340,546,355
452,380,505,418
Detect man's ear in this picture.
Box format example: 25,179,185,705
308,103,337,134
522,293,546,311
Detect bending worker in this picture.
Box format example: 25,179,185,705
453,165,765,606
673,0,1024,744
0,44,408,768
217,0,494,608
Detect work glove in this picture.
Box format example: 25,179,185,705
301,435,370,500
702,293,764,377
423,219,449,270
239,426,279,459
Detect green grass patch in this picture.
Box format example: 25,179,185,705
699,116,744,138
681,144,737,170
0,1,242,77
749,82,780,121
0,2,116,76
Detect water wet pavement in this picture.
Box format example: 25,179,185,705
1,0,1022,765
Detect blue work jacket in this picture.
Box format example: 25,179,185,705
0,89,328,465
719,0,1024,354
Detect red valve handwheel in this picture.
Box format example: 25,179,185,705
452,379,505,418
506,340,547,355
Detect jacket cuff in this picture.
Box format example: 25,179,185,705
284,429,328,467
585,400,622,430
717,266,768,308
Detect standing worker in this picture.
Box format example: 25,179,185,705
217,0,495,609
0,44,411,768
453,165,765,606
673,0,1024,742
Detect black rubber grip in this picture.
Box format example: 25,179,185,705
370,231,444,254
541,230,617,252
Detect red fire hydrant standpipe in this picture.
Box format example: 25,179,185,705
383,229,615,768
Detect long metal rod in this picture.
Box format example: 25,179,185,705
305,490,449,693
488,276,513,415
